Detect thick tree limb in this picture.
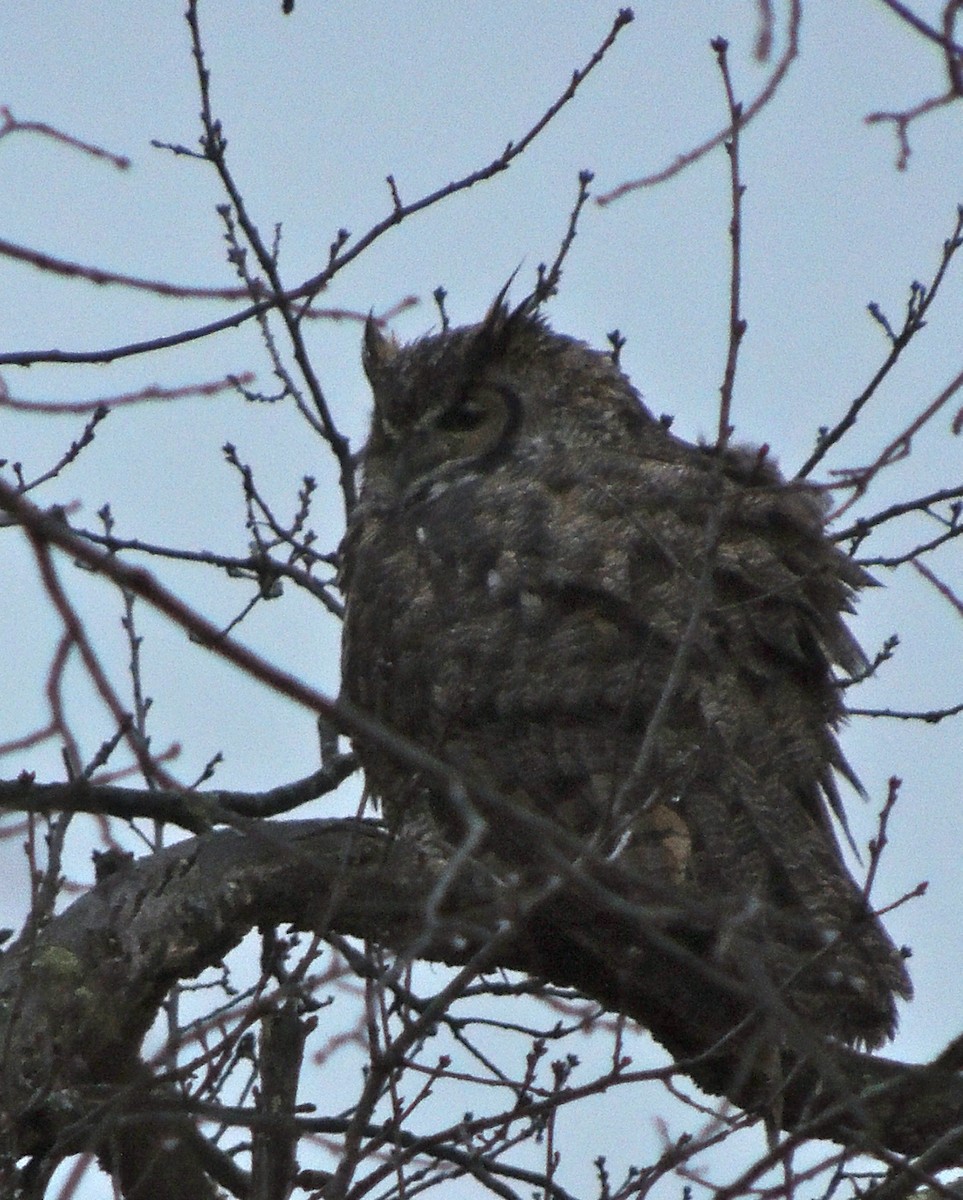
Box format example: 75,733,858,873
1,818,961,1189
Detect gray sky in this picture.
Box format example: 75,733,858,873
2,3,963,1195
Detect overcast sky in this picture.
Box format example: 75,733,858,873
2,3,963,1196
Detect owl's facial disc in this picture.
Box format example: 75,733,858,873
387,382,520,493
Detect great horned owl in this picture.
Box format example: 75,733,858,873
339,298,911,1048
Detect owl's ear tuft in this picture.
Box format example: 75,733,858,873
473,281,514,360
476,269,546,360
362,315,399,386
481,270,521,335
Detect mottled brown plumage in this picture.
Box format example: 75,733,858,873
339,300,911,1046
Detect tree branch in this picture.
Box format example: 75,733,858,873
2,816,963,1179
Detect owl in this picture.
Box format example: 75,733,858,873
339,297,912,1048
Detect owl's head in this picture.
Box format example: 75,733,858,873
360,300,659,502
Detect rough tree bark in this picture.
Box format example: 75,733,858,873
2,814,962,1192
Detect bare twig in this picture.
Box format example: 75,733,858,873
611,42,744,813
0,236,304,301
874,0,963,56
712,36,747,445
912,558,963,616
0,761,357,834
848,702,963,724
0,7,631,377
866,1,963,169
830,360,963,517
798,205,963,480
9,405,109,491
856,521,963,569
834,483,963,544
0,374,251,417
597,1,798,202
0,105,130,168
862,778,902,902
865,91,958,171
532,169,596,304
184,0,357,515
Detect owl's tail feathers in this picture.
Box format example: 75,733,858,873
713,894,913,1050
696,796,907,1051
673,770,913,1049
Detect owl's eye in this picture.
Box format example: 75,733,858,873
401,384,518,483
434,400,491,434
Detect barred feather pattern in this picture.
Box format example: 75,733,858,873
339,304,912,1047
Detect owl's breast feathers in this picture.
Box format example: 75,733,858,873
340,308,911,1047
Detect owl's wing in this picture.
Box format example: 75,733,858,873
340,421,909,1045
519,440,909,1042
